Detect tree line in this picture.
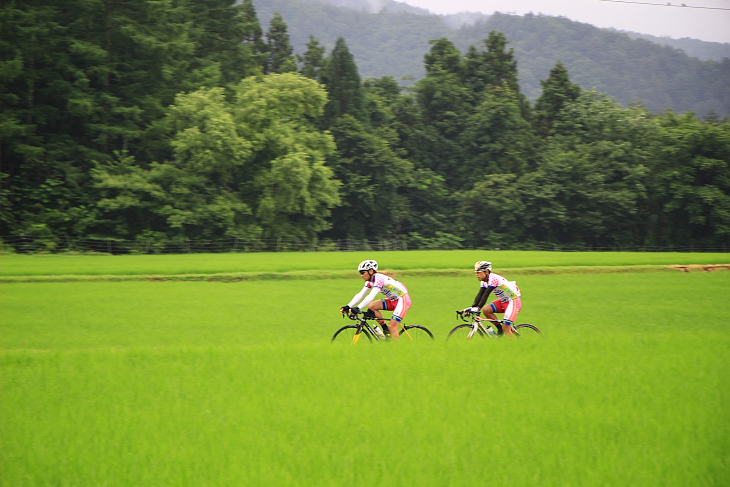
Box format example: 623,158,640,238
1,0,729,251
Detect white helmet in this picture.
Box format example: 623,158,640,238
357,260,378,272
474,261,492,273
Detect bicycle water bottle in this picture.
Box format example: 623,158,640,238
373,324,385,338
487,327,496,336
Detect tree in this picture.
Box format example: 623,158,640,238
92,74,340,241
298,35,327,82
187,0,264,86
0,0,198,236
414,38,470,181
647,112,730,246
519,92,653,246
325,115,412,240
533,61,581,137
240,0,267,70
460,85,534,178
462,31,528,117
264,12,296,74
321,37,367,124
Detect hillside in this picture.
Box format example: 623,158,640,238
620,31,730,62
453,13,730,115
253,0,730,116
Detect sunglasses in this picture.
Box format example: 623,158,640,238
359,270,369,275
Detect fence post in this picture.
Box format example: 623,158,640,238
233,237,239,252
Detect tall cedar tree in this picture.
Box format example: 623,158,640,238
462,31,530,117
298,35,327,82
321,37,367,125
0,0,197,236
533,61,581,137
264,12,296,74
414,38,470,181
240,0,267,68
187,0,265,86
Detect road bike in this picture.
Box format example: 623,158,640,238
447,309,541,340
331,309,434,344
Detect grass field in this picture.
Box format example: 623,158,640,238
1,252,729,485
2,249,729,277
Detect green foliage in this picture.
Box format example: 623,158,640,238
520,92,654,246
187,0,265,85
325,115,411,239
92,75,339,241
297,35,327,81
648,112,730,246
322,37,367,124
3,1,729,251
461,85,534,177
264,11,297,74
533,61,581,136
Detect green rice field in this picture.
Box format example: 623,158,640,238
2,249,729,277
1,251,729,485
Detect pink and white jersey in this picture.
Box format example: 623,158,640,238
348,273,409,310
480,272,520,302
366,273,408,300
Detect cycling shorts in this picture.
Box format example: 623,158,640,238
487,297,521,323
380,295,411,322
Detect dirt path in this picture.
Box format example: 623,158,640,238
668,264,730,272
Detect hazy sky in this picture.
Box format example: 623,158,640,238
398,0,730,43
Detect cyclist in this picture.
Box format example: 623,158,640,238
340,260,411,341
463,261,521,337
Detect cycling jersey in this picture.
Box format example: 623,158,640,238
348,273,409,310
472,272,520,309
480,272,520,302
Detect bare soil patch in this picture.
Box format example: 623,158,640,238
668,264,730,272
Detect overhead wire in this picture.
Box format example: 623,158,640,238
598,0,730,10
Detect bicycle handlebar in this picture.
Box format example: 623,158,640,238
455,310,503,324
345,310,388,321
456,309,474,322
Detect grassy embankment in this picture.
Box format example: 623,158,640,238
2,250,729,282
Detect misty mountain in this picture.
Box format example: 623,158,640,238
253,0,730,116
620,31,730,62
290,0,729,60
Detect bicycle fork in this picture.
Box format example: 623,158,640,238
466,323,479,340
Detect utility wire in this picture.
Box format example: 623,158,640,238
599,0,730,10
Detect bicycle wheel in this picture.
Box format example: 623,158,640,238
331,325,372,344
400,325,434,341
514,324,542,336
447,324,486,341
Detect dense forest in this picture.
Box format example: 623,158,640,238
1,0,729,253
621,32,730,62
255,0,730,117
